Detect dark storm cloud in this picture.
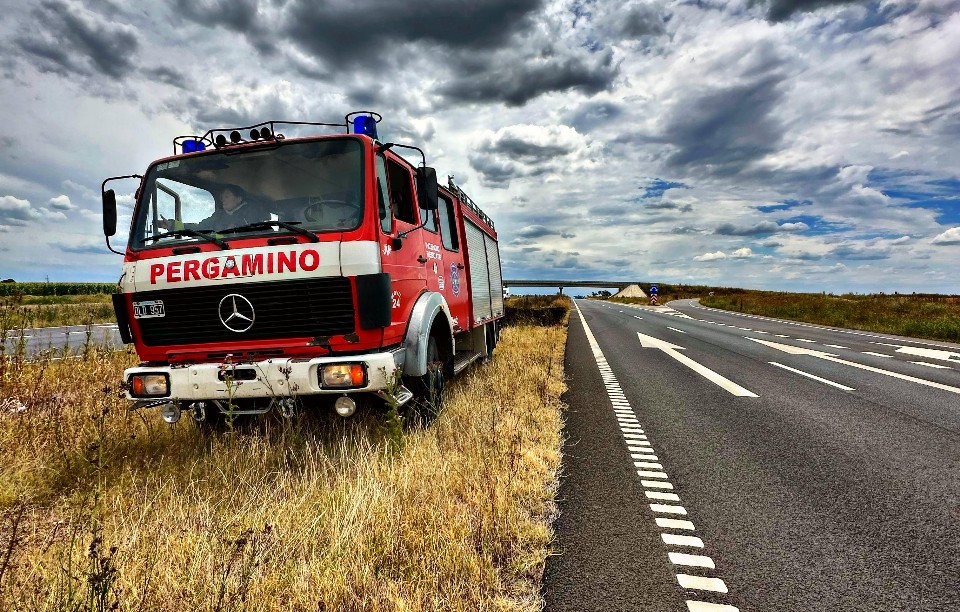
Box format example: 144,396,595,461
468,125,589,187
662,73,787,176
758,0,868,22
516,225,575,239
173,0,275,54
715,221,807,235
483,135,578,163
438,47,618,107
566,100,625,133
15,0,139,79
283,0,542,66
143,66,192,89
646,201,693,212
589,204,629,216
618,2,668,38
60,243,109,255
828,243,892,260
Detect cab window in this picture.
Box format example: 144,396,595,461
376,155,393,234
386,159,417,224
437,193,459,251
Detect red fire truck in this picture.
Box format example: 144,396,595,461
101,112,504,426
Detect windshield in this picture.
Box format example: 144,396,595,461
129,137,364,249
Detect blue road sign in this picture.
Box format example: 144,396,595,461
650,285,658,294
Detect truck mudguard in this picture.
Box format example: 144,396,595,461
402,291,454,377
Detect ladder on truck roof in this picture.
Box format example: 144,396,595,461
447,176,495,230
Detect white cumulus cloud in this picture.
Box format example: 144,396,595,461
932,227,960,245
48,195,74,210
694,250,727,261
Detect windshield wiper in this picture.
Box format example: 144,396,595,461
217,221,320,243
141,229,230,250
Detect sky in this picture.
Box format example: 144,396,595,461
0,0,958,294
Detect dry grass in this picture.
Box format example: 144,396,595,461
701,291,960,343
0,322,566,611
1,294,115,328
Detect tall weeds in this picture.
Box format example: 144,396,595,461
0,323,566,611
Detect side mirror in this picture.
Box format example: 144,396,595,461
416,167,439,211
391,237,403,251
102,189,117,237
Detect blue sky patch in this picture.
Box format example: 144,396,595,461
778,214,852,236
873,171,960,225
641,178,689,199
757,199,812,213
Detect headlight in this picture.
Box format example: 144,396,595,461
320,364,366,388
130,373,170,397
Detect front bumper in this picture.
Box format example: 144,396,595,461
124,350,403,402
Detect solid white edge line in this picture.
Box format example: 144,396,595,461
768,361,855,391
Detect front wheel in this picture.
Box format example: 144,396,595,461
403,335,445,427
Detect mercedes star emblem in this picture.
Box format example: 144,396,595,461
218,294,255,332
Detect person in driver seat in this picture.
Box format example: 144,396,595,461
161,185,266,232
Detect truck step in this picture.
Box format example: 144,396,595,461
453,351,483,376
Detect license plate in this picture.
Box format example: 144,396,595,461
133,300,165,319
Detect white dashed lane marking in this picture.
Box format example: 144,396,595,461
769,362,855,391
910,361,952,369
862,351,894,358
677,575,728,593
576,302,740,612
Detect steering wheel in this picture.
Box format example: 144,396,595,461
303,199,362,228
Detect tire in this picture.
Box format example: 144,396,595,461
403,335,445,427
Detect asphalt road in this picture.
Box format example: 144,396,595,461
543,299,960,611
2,323,124,358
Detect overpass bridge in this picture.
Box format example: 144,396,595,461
503,280,638,294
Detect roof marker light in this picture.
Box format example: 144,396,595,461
353,114,378,140
182,139,206,153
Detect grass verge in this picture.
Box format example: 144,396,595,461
701,291,960,343
2,294,115,328
0,323,567,610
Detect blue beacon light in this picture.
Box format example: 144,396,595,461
182,139,206,153
353,115,379,140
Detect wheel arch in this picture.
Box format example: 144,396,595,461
402,291,454,378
